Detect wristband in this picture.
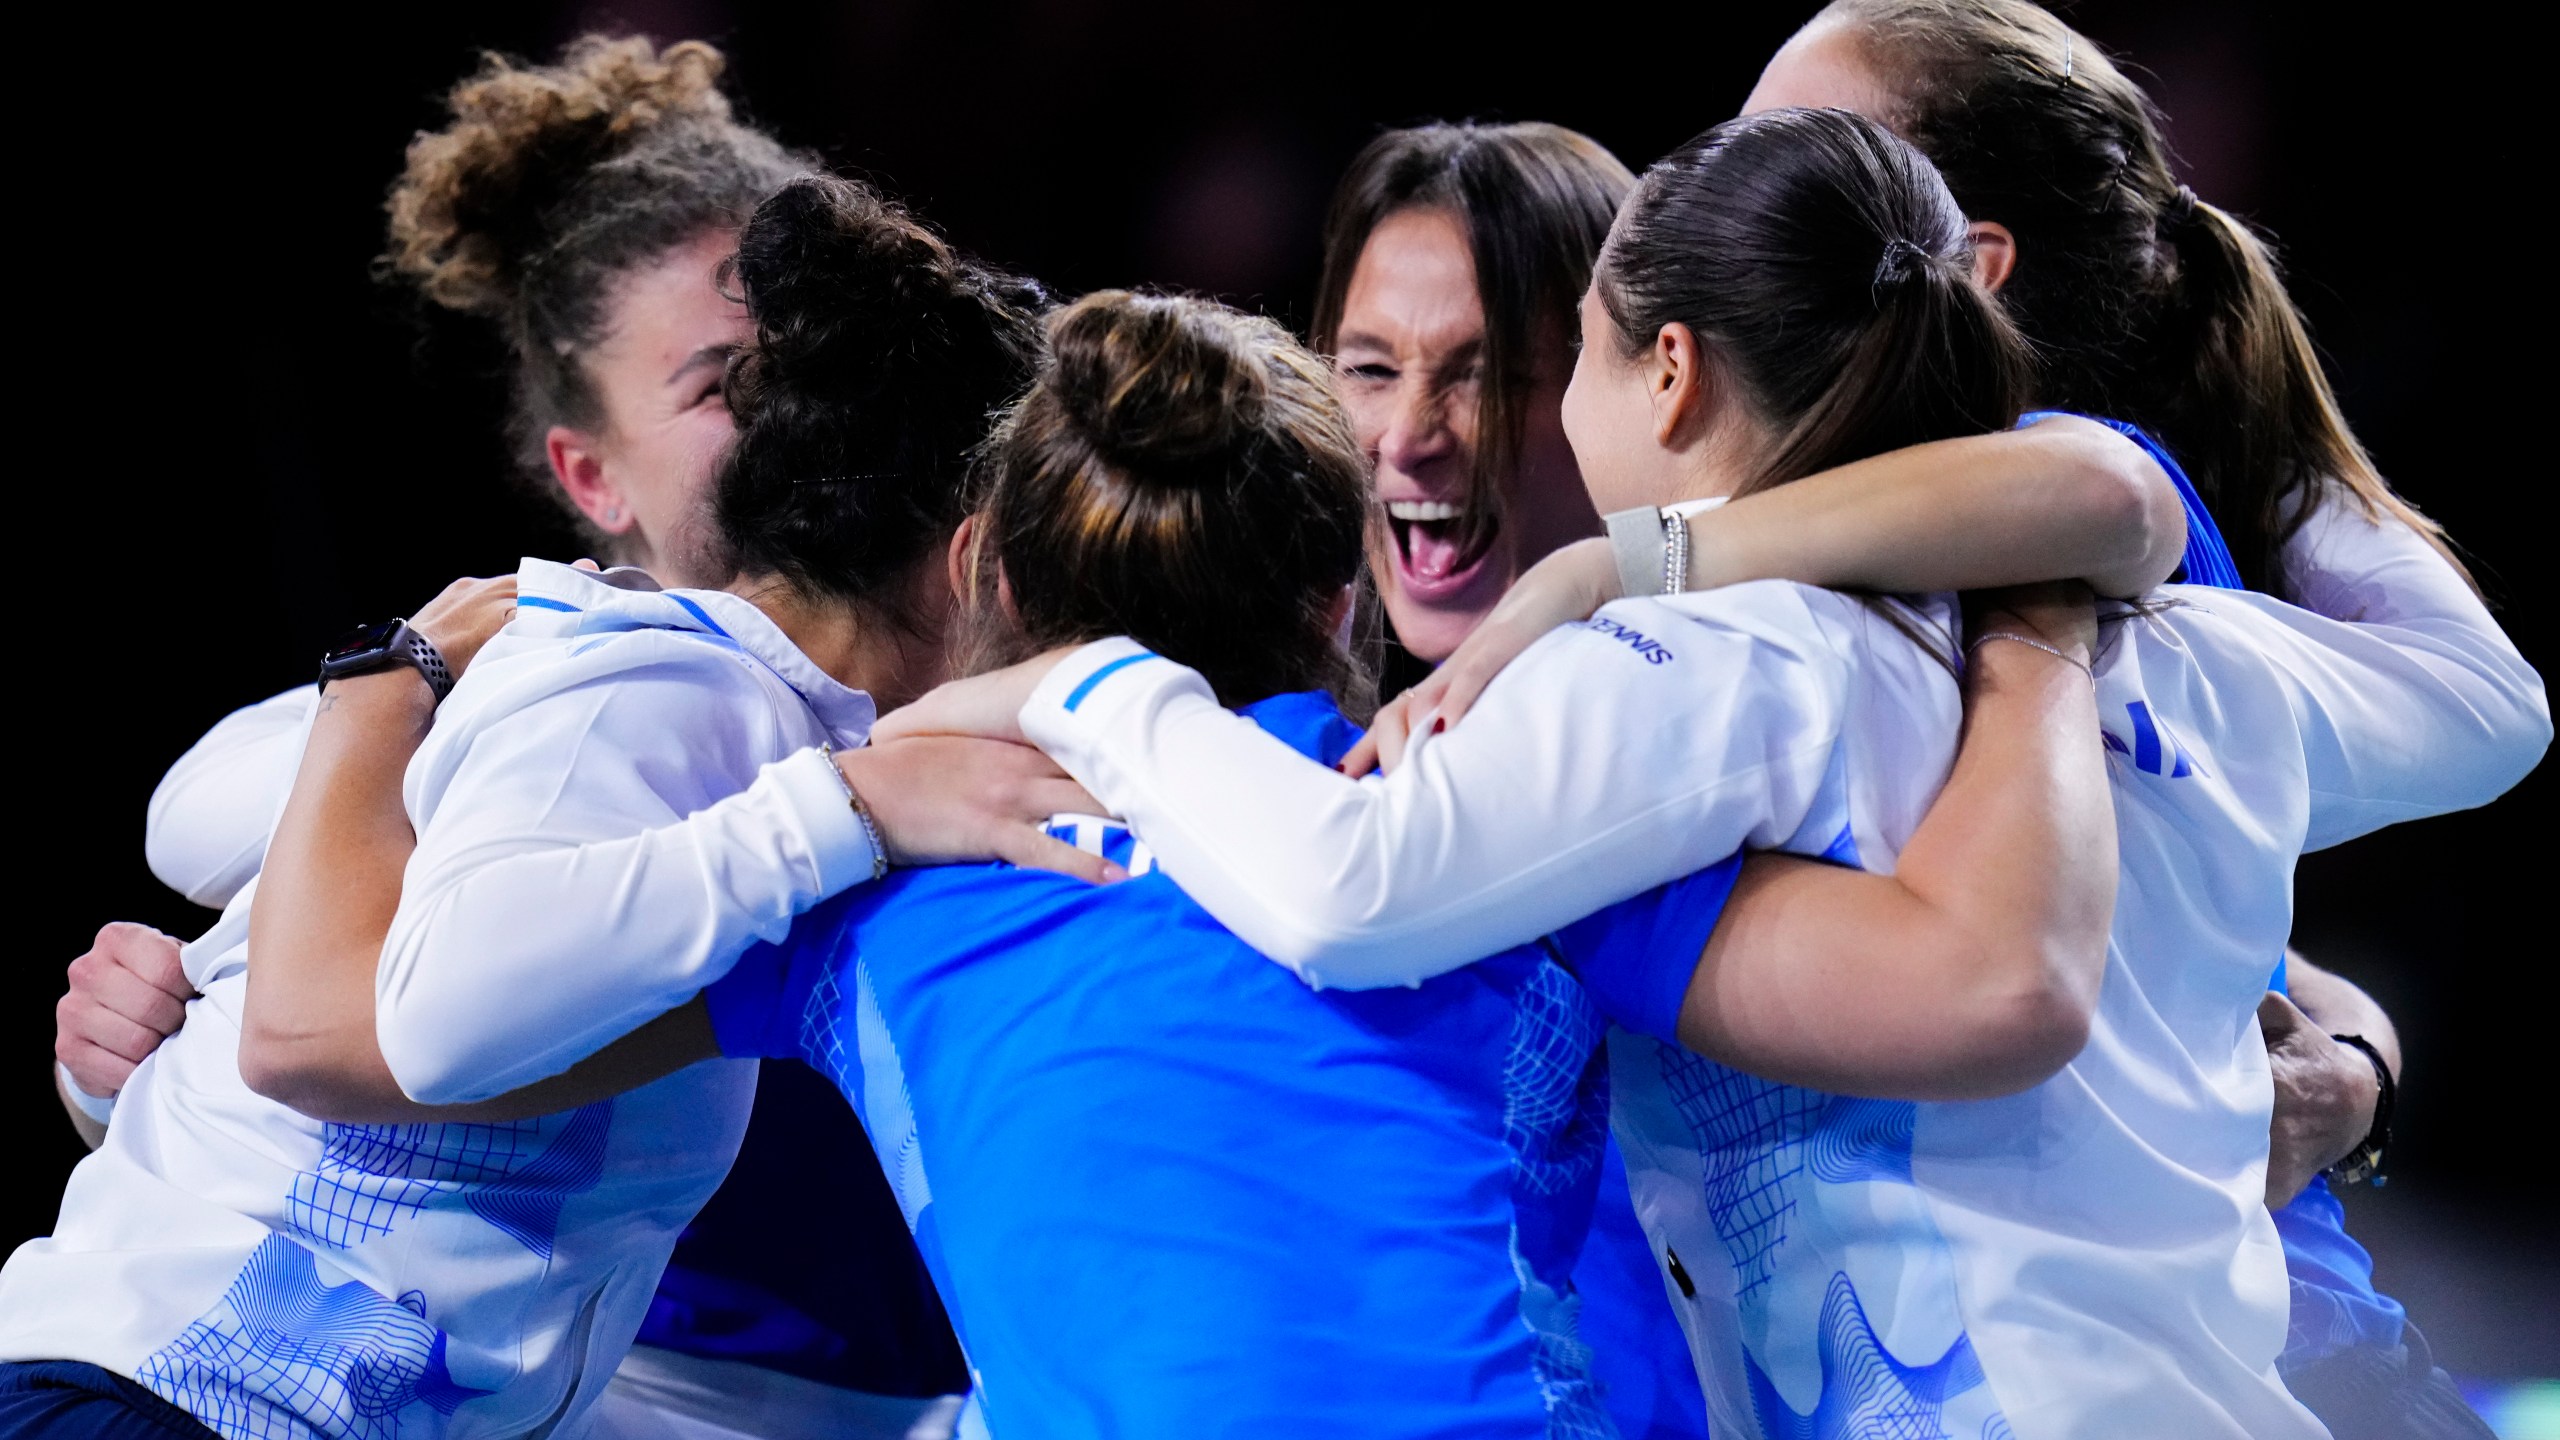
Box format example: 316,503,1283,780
1603,505,1667,600
58,1062,117,1126
2321,1033,2394,1187
1604,497,1734,599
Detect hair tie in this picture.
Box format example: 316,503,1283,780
2158,184,2203,236
1872,238,1927,301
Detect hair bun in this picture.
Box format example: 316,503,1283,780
1046,291,1276,483
385,35,736,317
721,174,1040,451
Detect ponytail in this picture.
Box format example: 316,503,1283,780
2161,196,2465,586
1600,108,2032,497
1825,0,2465,593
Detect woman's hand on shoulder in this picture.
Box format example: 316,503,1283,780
840,733,1119,885
1341,538,1618,777
408,573,520,678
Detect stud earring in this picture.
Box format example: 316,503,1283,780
603,506,623,524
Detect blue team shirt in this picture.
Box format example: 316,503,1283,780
704,691,1715,1439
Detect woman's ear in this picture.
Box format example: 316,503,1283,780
947,512,982,604
546,426,635,534
1967,221,2018,293
1651,322,1712,449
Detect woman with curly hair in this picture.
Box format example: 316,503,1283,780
14,40,1061,1440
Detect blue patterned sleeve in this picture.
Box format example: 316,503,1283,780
702,938,816,1059
1549,852,1746,1043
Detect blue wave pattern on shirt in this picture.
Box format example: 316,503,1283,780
1743,1273,1986,1440
285,1104,614,1260
1506,962,1613,1200
1657,1046,1825,1302
1503,960,1617,1437
1657,1048,2006,1438
138,1234,492,1440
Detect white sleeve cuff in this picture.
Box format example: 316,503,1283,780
762,747,881,896
57,1063,116,1125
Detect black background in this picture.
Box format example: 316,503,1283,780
16,1,2551,1378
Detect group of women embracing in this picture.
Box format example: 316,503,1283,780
3,4,2545,1440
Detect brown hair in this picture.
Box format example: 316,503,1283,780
1309,122,1635,560
968,291,1372,716
382,36,805,550
1819,0,2459,592
1600,107,2033,665
716,176,1048,621
1600,108,2032,498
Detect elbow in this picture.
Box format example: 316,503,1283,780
2061,422,2186,596
1927,946,2101,1100
238,1027,365,1122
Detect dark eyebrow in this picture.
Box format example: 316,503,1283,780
665,343,735,388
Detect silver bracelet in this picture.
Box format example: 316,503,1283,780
819,743,893,882
1966,630,2092,678
1660,507,1690,595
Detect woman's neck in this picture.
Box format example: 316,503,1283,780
1651,406,1775,509
726,564,951,712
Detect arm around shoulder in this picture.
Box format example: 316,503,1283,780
146,684,318,908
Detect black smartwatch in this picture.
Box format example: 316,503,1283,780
319,619,454,704
2321,1033,2395,1187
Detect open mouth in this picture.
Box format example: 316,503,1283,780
1384,499,1498,602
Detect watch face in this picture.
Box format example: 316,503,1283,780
323,619,406,669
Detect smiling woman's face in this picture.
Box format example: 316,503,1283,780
1332,207,1594,664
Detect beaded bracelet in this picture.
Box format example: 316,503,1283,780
819,743,893,882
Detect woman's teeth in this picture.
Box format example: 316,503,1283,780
1387,500,1464,522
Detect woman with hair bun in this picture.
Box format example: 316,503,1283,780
890,105,2535,1438
41,36,986,1440
470,273,2119,1436
0,165,1091,1439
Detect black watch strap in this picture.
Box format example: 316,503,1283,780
398,627,456,702
2321,1033,2394,1187
319,619,455,704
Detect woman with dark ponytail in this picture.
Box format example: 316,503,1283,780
469,275,2114,1435
0,167,1100,1440
888,105,2535,1439
1736,7,2548,1432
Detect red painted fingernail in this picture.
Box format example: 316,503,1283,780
1431,717,1447,734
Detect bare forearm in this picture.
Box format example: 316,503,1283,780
1680,629,2114,1098
241,671,431,1114
288,1000,720,1124
1691,420,2184,599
